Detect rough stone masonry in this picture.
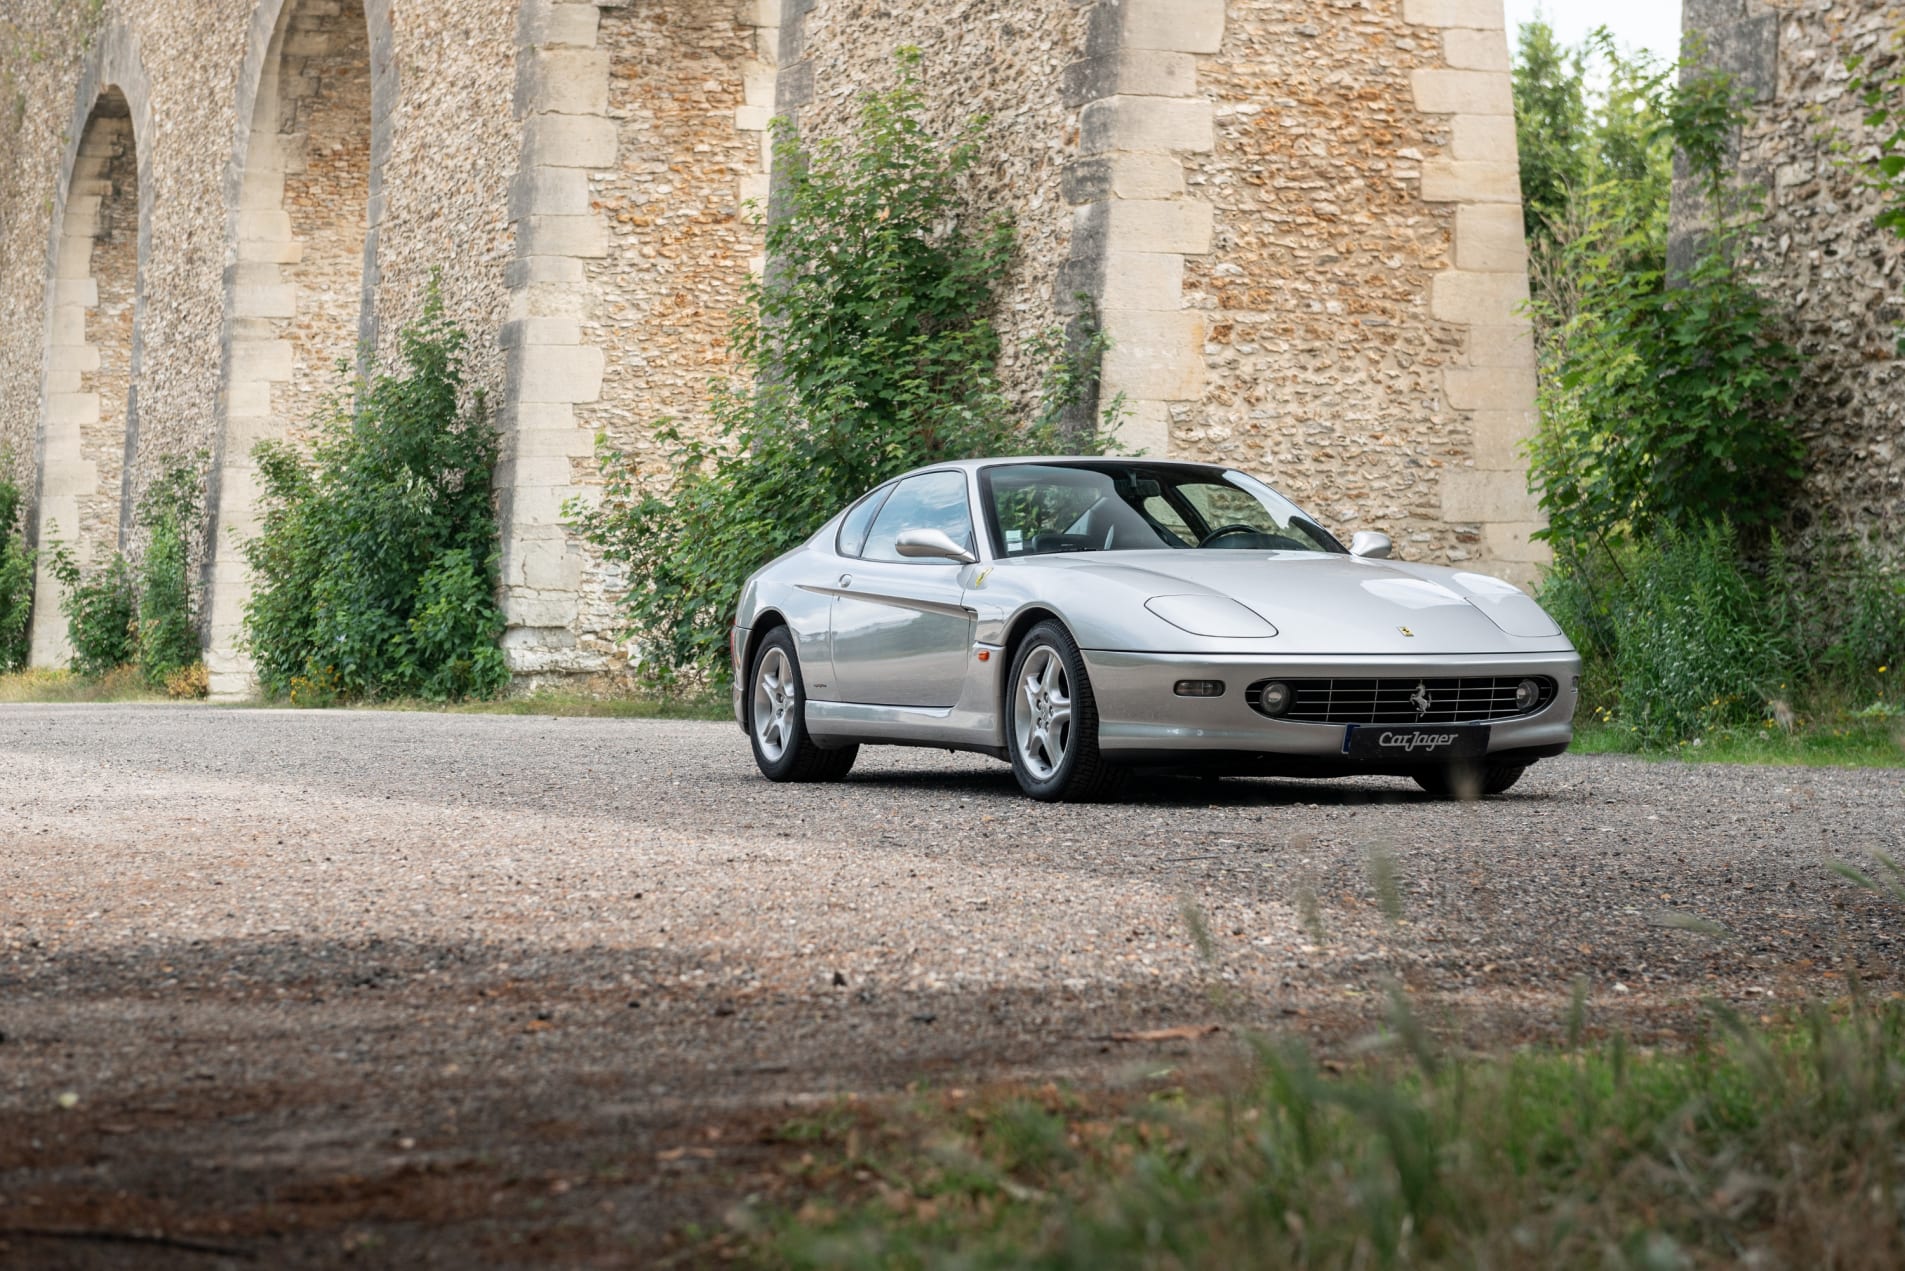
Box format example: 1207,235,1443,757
1676,0,1905,553
0,0,1549,693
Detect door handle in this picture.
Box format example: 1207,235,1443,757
838,573,852,588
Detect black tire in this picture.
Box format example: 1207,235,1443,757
1412,761,1528,800
1481,763,1528,795
747,627,857,783
1005,620,1116,802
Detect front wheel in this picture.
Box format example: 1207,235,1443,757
1413,761,1528,800
1005,620,1115,802
748,628,857,783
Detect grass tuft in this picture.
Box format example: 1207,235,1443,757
709,999,1905,1269
0,666,166,703
1571,719,1905,767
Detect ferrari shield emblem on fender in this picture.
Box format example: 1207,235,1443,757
1398,625,1415,637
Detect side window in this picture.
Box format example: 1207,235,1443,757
835,484,893,559
862,471,974,563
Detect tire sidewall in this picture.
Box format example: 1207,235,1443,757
1006,622,1090,800
748,629,808,781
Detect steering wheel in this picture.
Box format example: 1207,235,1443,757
1198,523,1263,547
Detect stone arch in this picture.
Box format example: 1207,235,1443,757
202,0,398,697
29,24,155,668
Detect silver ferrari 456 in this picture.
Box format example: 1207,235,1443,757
730,457,1579,801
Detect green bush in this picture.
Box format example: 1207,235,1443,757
1542,524,1905,745
0,466,33,673
573,49,1116,687
242,287,507,703
1524,55,1802,562
134,457,206,688
47,545,136,676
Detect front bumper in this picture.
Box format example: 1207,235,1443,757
1081,649,1580,761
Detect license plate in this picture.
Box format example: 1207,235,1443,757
1343,724,1490,760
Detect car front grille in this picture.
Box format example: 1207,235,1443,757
1244,676,1558,724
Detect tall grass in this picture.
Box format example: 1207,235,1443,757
1542,524,1905,748
731,993,1905,1270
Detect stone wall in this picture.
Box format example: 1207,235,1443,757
1682,0,1905,549
1,0,1550,692
783,0,1091,415
562,0,770,673
1185,0,1469,559
1077,0,1544,584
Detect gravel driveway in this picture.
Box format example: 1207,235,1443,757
3,704,1901,1265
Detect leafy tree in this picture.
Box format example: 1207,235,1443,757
47,545,136,676
1512,20,1589,246
574,48,1116,686
0,464,35,673
134,456,206,688
243,287,507,702
1521,36,1801,562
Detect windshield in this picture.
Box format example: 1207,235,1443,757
980,462,1343,558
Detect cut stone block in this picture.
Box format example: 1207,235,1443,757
509,166,593,220
237,209,294,242
1410,69,1512,116
1431,270,1529,326
48,345,102,373
511,344,606,404
1451,113,1517,163
1100,251,1185,310
523,115,618,169
1090,0,1226,54
520,47,610,116
1443,27,1511,71
1463,407,1538,460
1098,199,1215,255
1465,322,1537,370
1441,469,1540,521
1081,95,1214,155
1113,398,1173,457
525,0,600,48
53,277,99,308
233,283,299,319
518,214,609,259
1062,51,1198,105
47,392,101,426
1102,310,1207,400
1483,520,1552,564
1446,367,1535,413
1403,0,1505,29
1454,203,1529,270
1421,160,1520,204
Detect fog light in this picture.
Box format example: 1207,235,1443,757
1515,678,1541,710
1174,679,1226,698
1258,681,1292,715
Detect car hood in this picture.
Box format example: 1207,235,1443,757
1021,551,1569,654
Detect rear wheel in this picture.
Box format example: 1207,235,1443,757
1005,620,1115,802
1413,761,1528,800
748,628,857,783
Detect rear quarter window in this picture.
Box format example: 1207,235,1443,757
835,485,893,558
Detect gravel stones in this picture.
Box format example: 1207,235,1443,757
1,704,1900,1260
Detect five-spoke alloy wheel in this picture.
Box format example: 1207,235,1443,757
1005,620,1113,802
748,627,857,782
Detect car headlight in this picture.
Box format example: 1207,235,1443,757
1144,595,1278,638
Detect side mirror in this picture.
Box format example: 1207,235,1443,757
895,527,978,565
1350,530,1392,560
